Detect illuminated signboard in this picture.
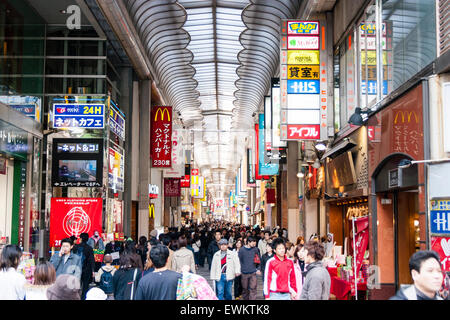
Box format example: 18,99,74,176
287,65,320,80
52,104,105,129
287,50,320,65
281,19,327,141
287,36,319,50
287,21,319,35
109,104,125,141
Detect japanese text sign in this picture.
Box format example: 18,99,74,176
431,200,450,235
109,105,125,141
52,104,104,129
151,106,172,168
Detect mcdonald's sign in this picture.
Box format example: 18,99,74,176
394,110,419,124
151,106,172,168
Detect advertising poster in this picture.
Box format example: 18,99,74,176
109,104,125,141
164,178,181,197
49,198,102,247
151,106,172,168
108,144,124,192
107,199,123,234
431,236,450,273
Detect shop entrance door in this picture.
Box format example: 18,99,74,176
394,190,419,289
0,159,14,242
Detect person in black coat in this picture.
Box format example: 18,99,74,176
75,233,95,300
112,252,143,300
207,230,222,271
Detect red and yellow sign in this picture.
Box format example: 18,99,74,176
288,65,320,80
151,106,172,168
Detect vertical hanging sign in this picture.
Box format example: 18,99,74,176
280,20,325,141
151,106,172,168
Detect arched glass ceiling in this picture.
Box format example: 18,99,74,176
124,0,303,198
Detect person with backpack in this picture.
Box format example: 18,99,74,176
112,252,143,300
95,254,116,300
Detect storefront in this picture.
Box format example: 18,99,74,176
321,126,370,299
0,102,42,259
367,83,426,299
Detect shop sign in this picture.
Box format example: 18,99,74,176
18,161,26,248
0,95,41,121
151,106,172,168
431,236,450,272
164,178,181,197
359,22,387,36
106,199,123,234
361,80,388,95
284,124,320,140
287,65,320,80
361,51,387,66
149,184,159,199
109,105,125,141
430,200,450,235
191,169,199,176
215,199,224,208
52,104,105,129
0,119,28,161
258,114,279,176
360,37,387,50
56,142,100,154
284,110,320,125
287,50,320,65
287,21,319,35
287,36,319,50
181,175,190,188
164,129,185,178
388,168,399,189
287,80,320,94
49,198,102,247
108,144,124,192
361,65,388,81
286,94,320,109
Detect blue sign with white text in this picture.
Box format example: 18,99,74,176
430,200,450,235
287,80,320,94
361,80,388,95
52,104,105,129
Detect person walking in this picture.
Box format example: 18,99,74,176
299,241,330,300
390,250,444,300
76,232,96,300
258,231,271,257
135,244,182,300
172,236,196,274
112,253,143,300
0,244,26,300
50,238,82,280
263,238,298,300
136,236,148,268
192,233,201,270
238,236,261,300
210,239,241,300
233,238,244,299
87,230,105,251
260,242,274,286
95,254,116,300
199,230,208,268
24,262,56,300
207,230,222,271
293,244,306,298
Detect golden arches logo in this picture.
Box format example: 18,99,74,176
149,203,155,219
394,110,419,124
154,107,171,121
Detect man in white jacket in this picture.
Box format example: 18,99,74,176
210,239,241,300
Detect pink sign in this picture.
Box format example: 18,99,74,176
287,36,320,50
286,124,320,140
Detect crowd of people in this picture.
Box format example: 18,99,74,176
0,220,446,300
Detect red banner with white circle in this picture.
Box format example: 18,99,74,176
50,198,103,247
